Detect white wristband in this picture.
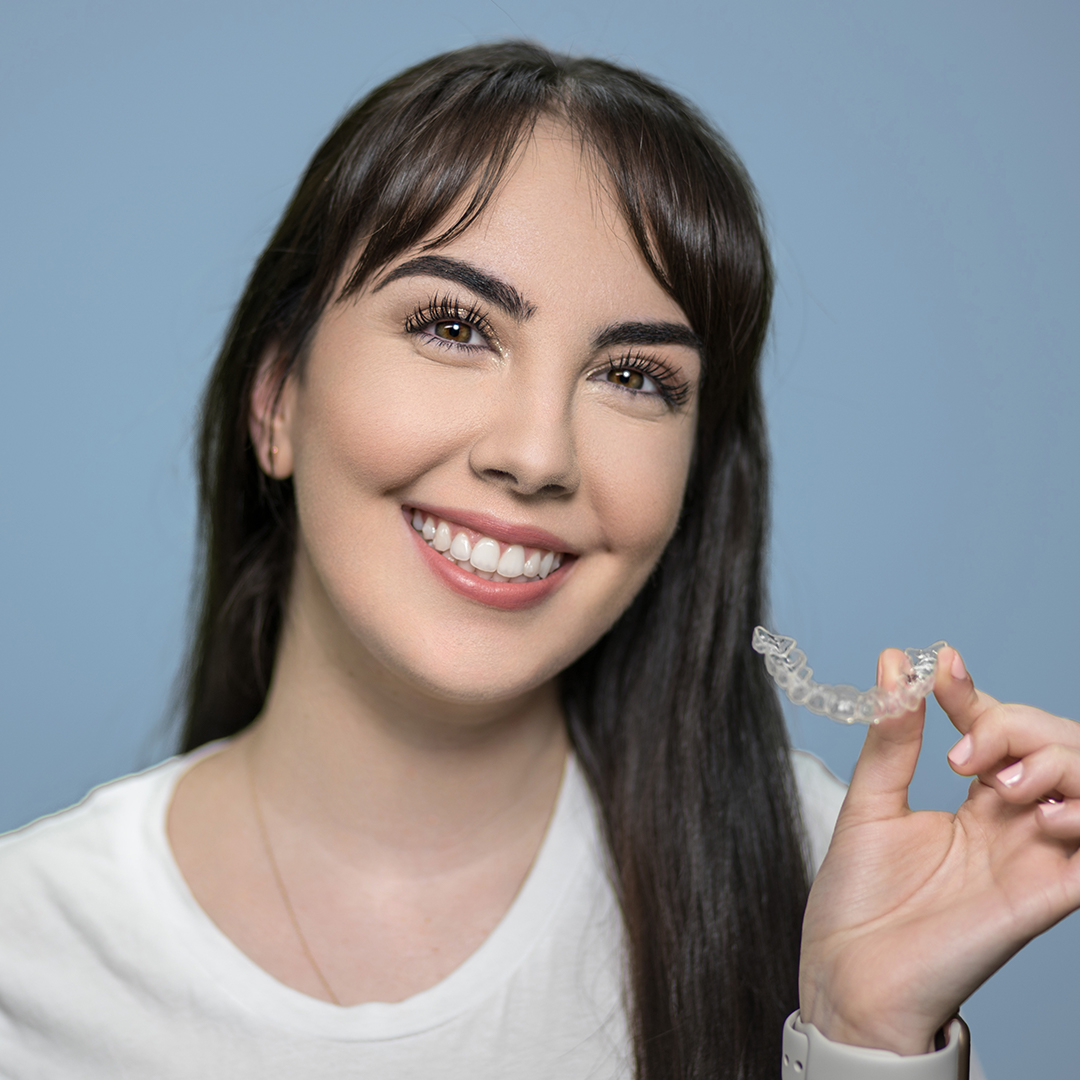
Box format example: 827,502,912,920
781,1011,970,1080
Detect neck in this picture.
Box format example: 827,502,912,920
241,575,570,876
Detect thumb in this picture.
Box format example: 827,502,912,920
843,648,926,821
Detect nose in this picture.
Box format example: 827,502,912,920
467,369,581,498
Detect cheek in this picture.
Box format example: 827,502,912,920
294,352,484,496
578,410,695,564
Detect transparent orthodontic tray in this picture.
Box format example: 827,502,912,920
752,626,947,725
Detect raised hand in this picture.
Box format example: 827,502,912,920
798,646,1080,1054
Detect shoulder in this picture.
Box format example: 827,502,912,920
788,749,847,875
0,750,233,1070
0,756,189,931
0,754,208,1027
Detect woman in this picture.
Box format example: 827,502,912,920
1,40,1077,1079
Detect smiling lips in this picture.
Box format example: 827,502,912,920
408,508,565,582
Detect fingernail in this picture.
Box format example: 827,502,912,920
951,651,968,682
996,761,1023,787
948,735,973,767
1041,799,1067,816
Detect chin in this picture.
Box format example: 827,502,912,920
366,624,582,713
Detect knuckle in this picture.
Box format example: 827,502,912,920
968,708,1009,758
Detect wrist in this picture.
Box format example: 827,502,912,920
801,1010,938,1056
782,1011,970,1080
799,988,941,1055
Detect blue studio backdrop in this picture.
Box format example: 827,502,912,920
1,3,1077,1075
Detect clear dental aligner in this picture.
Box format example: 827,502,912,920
751,626,948,725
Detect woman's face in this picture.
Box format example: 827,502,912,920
266,126,701,709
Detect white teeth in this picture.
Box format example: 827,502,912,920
409,509,566,585
469,537,501,574
449,532,472,562
496,544,525,578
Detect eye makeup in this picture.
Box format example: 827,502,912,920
403,294,497,353
595,353,692,408
402,292,694,407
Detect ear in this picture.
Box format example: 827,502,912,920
249,346,297,479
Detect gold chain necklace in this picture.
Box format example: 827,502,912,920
246,748,342,1006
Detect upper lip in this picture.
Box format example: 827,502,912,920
406,502,577,554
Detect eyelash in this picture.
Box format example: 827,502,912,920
602,353,692,408
403,294,691,408
403,295,495,353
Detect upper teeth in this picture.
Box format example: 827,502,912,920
410,509,563,582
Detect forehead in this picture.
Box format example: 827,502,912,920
383,123,689,329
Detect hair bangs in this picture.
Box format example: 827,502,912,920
185,44,804,1080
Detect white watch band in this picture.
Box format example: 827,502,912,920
781,1011,970,1080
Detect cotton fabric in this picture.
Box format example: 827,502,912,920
0,747,845,1079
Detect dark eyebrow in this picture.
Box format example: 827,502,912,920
373,255,536,321
592,321,703,355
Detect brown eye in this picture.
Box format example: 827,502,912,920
607,368,645,391
434,320,473,343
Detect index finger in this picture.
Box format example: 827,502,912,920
932,646,998,738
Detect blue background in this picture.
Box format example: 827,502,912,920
1,2,1076,1074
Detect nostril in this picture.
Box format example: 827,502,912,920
482,468,518,484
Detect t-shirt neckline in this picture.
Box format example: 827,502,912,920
130,745,598,1041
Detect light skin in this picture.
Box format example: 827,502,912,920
168,125,699,1004
169,123,1080,1048
801,646,1080,1054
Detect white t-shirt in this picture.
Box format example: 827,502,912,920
0,747,846,1079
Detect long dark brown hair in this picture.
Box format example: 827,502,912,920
181,41,809,1080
